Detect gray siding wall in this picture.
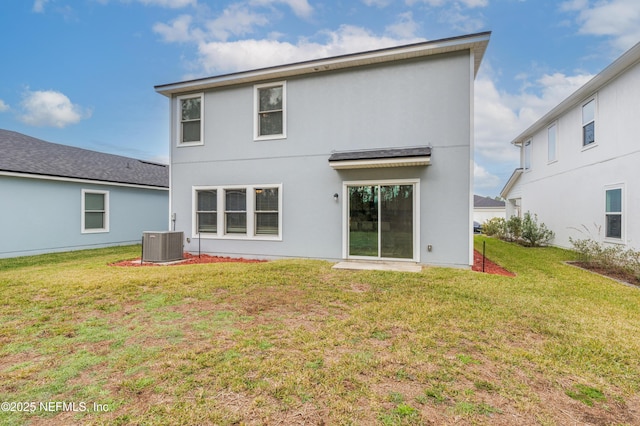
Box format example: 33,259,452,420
171,51,473,267
0,175,169,258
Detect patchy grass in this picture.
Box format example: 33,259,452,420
0,238,639,425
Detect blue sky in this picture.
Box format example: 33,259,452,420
1,0,639,197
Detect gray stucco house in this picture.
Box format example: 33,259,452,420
0,130,169,258
155,31,490,268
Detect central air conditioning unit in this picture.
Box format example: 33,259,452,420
142,231,184,262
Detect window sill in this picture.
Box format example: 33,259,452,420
194,234,282,242
581,142,598,152
254,134,286,142
177,141,204,147
82,229,109,234
603,237,625,245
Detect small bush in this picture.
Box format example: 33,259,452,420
484,212,553,247
482,217,506,238
521,212,554,247
570,236,640,280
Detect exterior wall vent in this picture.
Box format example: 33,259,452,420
142,231,184,262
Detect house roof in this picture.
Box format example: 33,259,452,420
510,41,640,145
328,146,431,169
155,31,491,97
500,168,523,199
474,194,505,208
0,129,169,188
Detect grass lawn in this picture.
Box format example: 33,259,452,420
1,236,639,425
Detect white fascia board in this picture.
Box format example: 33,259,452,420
329,157,431,169
155,32,490,97
0,171,169,191
500,169,523,199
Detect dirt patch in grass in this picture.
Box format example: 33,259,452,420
472,250,516,277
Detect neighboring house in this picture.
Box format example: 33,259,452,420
0,130,169,258
473,195,505,224
155,31,491,268
501,41,640,249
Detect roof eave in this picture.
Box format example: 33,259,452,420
510,41,640,145
500,168,523,199
155,31,491,97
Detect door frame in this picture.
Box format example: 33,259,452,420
342,178,420,262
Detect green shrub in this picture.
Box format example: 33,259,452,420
570,236,640,279
484,212,553,247
521,212,554,247
506,215,523,242
482,217,506,238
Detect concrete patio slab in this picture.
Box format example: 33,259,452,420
332,261,422,273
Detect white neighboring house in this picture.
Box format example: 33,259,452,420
501,41,640,249
473,195,505,224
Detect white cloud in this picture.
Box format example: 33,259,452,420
137,0,196,8
385,12,420,39
32,0,49,13
250,0,313,19
153,14,197,43
408,0,488,8
20,90,91,128
206,4,269,41
195,25,423,74
474,162,501,190
563,0,640,52
0,100,9,112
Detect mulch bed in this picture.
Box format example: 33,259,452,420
472,249,515,277
112,250,515,277
568,261,640,287
110,252,266,267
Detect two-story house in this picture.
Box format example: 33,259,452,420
155,31,491,268
501,41,640,249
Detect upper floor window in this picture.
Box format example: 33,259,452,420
605,187,623,240
255,82,286,140
177,93,204,146
82,190,109,233
547,123,557,163
582,98,595,147
523,140,531,170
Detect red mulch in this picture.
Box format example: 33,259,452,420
472,250,515,277
111,250,514,277
110,252,267,267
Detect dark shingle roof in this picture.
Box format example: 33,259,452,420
328,146,431,162
474,195,505,208
0,129,168,188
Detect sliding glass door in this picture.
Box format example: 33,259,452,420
347,182,415,260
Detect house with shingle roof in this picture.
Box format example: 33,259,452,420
0,129,169,258
155,32,490,268
473,195,505,224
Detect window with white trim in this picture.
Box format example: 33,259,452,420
582,98,595,147
225,189,247,235
177,93,203,146
254,82,286,140
82,190,109,233
193,185,282,239
196,190,217,234
605,187,623,240
547,123,557,163
255,187,279,235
